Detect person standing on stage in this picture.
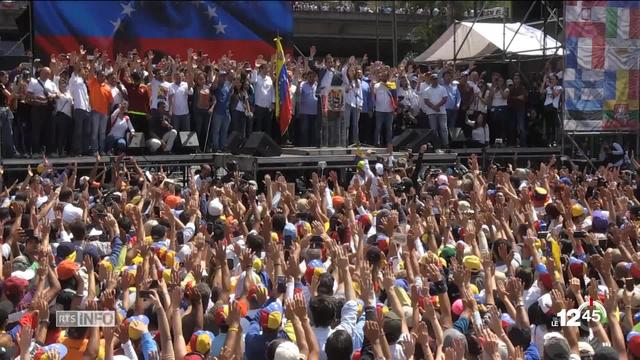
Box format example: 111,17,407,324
308,45,343,147
250,63,275,136
296,70,319,147
26,67,58,157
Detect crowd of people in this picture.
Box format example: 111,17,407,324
292,1,433,15
0,141,634,360
0,45,563,159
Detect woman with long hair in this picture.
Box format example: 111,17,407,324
230,74,252,138
342,63,363,146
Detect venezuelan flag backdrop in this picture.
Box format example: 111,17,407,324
563,1,640,132
33,1,293,61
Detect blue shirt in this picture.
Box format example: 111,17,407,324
213,82,231,115
299,81,318,115
525,342,540,360
444,82,460,110
361,80,372,113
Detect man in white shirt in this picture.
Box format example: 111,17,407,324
150,69,170,114
251,64,275,136
68,62,91,156
27,67,58,156
373,70,394,147
168,71,193,132
307,46,342,147
422,74,449,148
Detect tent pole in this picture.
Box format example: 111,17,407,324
453,21,456,63
376,6,380,61
392,1,397,66
502,8,506,61
454,0,487,61
504,1,537,53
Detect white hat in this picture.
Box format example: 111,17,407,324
87,228,103,237
62,204,83,224
1,243,10,260
274,341,302,360
144,220,159,236
208,198,223,217
36,196,48,209
12,268,35,281
375,163,384,176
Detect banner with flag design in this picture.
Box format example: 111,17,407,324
274,36,292,135
33,1,293,61
563,1,640,132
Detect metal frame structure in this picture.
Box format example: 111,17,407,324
449,0,562,64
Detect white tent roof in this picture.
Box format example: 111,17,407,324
414,22,563,63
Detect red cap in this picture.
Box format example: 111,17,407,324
3,276,29,296
629,334,640,357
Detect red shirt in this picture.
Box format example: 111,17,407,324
120,73,150,114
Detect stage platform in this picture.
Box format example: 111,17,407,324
0,146,562,181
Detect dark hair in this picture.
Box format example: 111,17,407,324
317,273,335,296
117,216,132,234
246,234,265,254
508,326,531,348
516,266,534,289
272,213,286,232
309,295,335,327
59,187,73,202
325,330,353,360
68,220,86,241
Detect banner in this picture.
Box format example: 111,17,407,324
563,1,640,132
33,1,293,61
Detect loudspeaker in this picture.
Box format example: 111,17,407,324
405,129,436,152
127,133,146,153
179,131,199,153
240,132,282,157
449,127,466,143
391,129,419,150
225,132,245,155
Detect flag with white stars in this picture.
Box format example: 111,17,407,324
33,1,293,61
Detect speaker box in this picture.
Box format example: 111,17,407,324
449,127,466,143
405,129,436,152
240,132,282,157
225,132,245,155
178,131,199,153
127,133,146,153
391,129,419,150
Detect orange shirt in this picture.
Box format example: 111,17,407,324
88,76,113,115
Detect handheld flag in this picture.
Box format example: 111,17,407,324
274,36,292,135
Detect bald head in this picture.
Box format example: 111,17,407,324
39,67,51,80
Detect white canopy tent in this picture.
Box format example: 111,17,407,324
414,21,563,63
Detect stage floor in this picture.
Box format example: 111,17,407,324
0,146,562,177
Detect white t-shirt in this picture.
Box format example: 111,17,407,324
252,72,275,108
150,79,171,110
27,77,58,100
422,84,448,115
68,73,91,111
55,91,73,117
491,88,509,107
169,81,192,116
374,82,394,113
344,80,363,108
109,110,135,138
544,85,562,109
110,86,124,108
